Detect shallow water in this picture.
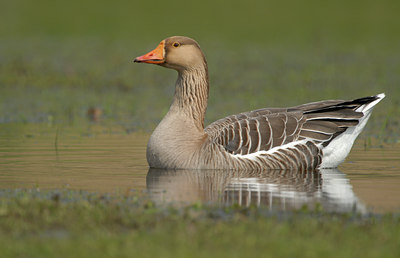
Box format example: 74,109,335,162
1,124,399,213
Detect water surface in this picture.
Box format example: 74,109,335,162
1,124,399,213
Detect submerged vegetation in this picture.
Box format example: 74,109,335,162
0,189,400,258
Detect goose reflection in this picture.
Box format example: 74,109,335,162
146,168,366,213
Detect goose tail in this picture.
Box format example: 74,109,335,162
320,93,385,168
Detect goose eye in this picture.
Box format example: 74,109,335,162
173,42,180,48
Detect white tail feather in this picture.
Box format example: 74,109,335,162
320,93,385,168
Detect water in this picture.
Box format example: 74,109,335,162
1,124,399,213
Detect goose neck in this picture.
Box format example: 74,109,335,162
170,67,209,130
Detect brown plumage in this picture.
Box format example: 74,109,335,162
134,36,384,170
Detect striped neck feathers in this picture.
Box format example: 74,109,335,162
171,66,209,131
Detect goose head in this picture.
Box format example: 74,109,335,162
134,36,206,72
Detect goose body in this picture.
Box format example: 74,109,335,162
134,36,384,170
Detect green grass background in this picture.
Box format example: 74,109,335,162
1,190,399,258
1,0,399,140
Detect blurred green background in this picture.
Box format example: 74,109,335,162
1,0,399,140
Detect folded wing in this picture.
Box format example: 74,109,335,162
205,97,377,156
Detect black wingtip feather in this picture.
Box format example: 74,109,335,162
304,95,380,115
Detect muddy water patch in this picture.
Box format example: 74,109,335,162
0,124,149,192
1,124,399,212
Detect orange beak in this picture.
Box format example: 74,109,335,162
134,40,165,64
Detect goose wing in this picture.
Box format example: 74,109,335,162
204,98,374,156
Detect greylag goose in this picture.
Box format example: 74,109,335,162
134,36,384,170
